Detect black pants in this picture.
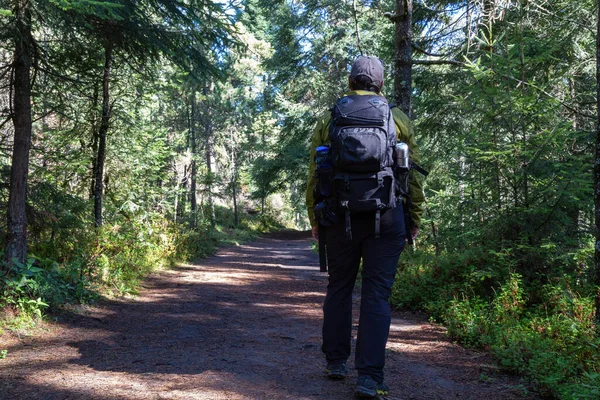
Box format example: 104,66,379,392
322,203,406,383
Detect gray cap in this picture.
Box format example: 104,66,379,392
350,56,384,87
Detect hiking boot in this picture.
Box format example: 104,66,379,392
354,375,389,398
325,363,347,380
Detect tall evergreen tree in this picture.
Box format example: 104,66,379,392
56,0,235,226
595,0,600,324
4,0,34,266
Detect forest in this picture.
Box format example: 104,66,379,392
1,0,599,398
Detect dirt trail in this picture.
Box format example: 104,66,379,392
0,230,538,400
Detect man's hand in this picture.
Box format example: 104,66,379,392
410,226,419,241
406,226,419,243
312,225,319,240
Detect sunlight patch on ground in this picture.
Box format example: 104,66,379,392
283,291,323,298
250,303,321,317
177,271,274,286
138,292,188,302
389,318,425,332
215,301,238,308
219,260,318,271
21,368,251,400
275,265,319,271
223,261,284,268
387,339,450,353
230,245,289,251
23,368,156,399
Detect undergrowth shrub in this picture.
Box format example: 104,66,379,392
0,255,94,318
392,247,600,399
1,205,282,325
91,216,181,295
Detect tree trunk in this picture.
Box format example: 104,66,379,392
206,128,215,225
565,78,580,234
232,168,238,227
231,133,238,227
394,0,412,116
203,88,216,226
94,43,112,227
173,165,180,224
4,0,33,267
520,33,529,209
189,97,197,227
260,129,266,214
594,0,600,325
90,82,100,200
177,165,188,220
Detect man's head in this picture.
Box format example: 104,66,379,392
349,56,384,93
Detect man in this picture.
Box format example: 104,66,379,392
305,55,425,398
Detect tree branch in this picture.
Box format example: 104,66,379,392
416,0,465,14
384,12,402,23
352,0,363,55
412,42,453,58
506,75,597,120
0,115,12,131
411,59,465,66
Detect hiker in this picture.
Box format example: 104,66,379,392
305,55,426,398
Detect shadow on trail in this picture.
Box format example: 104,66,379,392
0,230,539,400
1,231,342,399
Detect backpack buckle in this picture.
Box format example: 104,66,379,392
340,201,352,240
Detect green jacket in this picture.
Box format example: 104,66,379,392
305,90,426,228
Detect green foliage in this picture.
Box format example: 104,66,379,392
443,295,488,347
0,349,7,359
391,1,599,396
82,208,280,296
48,0,125,18
481,283,600,400
178,209,283,260
1,258,50,318
0,209,281,327
393,247,600,398
0,253,96,318
91,217,180,295
0,205,279,324
0,0,287,326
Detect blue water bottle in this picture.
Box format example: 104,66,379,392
315,145,331,168
314,145,332,198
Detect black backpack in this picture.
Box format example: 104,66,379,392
328,94,397,239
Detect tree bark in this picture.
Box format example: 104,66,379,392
94,43,112,227
568,77,579,232
394,0,412,116
594,0,600,325
173,165,180,224
177,165,188,220
5,0,33,267
90,82,100,200
206,125,215,226
203,87,215,226
230,127,238,227
520,32,529,209
232,155,238,227
189,96,197,227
